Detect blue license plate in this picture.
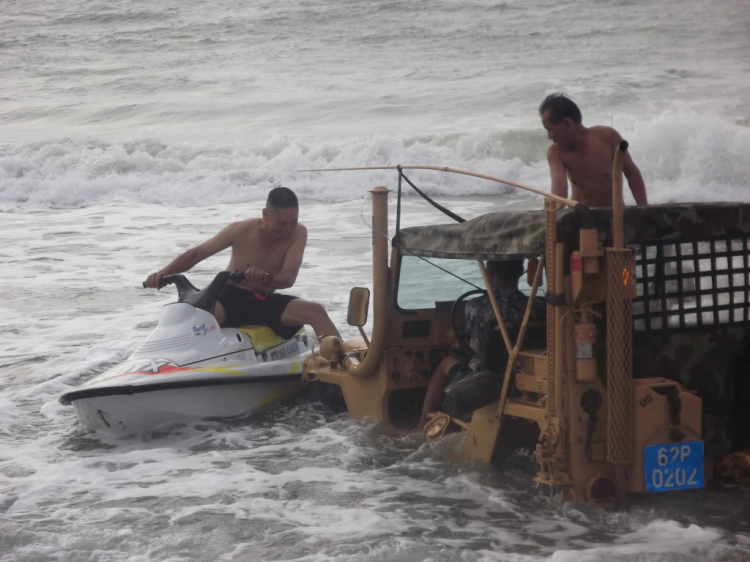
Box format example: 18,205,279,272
644,441,704,493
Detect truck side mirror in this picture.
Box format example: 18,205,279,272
347,287,370,327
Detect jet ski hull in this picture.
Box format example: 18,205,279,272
59,277,314,434
69,374,302,433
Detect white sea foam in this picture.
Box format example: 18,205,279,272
3,0,750,559
548,520,726,561
3,200,749,562
2,109,749,211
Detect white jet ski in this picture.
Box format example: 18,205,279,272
60,271,311,433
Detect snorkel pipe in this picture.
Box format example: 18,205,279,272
612,140,629,248
345,186,391,378
606,139,635,507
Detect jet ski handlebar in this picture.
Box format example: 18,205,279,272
142,270,272,314
142,270,273,289
160,270,246,289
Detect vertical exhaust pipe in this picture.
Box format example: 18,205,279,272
612,140,629,250
348,186,390,378
607,140,635,505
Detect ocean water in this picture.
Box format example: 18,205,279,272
2,0,750,560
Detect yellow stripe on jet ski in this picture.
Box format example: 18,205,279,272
237,325,305,353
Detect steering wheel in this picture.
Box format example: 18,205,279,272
450,289,486,349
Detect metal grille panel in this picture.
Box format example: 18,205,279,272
632,236,750,332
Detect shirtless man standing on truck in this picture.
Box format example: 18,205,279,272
540,93,648,207
143,187,341,340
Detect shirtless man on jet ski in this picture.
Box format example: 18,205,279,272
143,187,341,340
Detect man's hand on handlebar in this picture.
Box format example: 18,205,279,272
243,266,271,286
143,271,165,289
239,267,274,297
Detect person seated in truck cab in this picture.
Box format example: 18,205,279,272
418,259,545,428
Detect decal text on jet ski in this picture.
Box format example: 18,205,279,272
263,339,301,362
192,323,217,336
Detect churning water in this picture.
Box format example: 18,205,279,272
2,0,750,560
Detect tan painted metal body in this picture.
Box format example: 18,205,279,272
303,148,748,507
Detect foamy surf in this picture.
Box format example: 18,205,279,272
2,109,749,211
3,0,750,558
2,200,750,561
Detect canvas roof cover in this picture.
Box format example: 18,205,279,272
394,203,750,260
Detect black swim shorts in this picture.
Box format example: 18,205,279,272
217,284,303,340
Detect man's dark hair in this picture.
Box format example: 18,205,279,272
266,187,298,210
487,259,524,283
539,93,582,125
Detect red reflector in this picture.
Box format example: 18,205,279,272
571,256,582,271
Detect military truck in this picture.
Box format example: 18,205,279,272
303,145,750,507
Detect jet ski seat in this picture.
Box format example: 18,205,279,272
237,325,306,353
161,272,306,353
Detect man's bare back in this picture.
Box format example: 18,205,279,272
549,126,626,207
540,93,648,207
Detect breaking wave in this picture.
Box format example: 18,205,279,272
1,109,748,211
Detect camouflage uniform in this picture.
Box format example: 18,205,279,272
464,288,546,371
